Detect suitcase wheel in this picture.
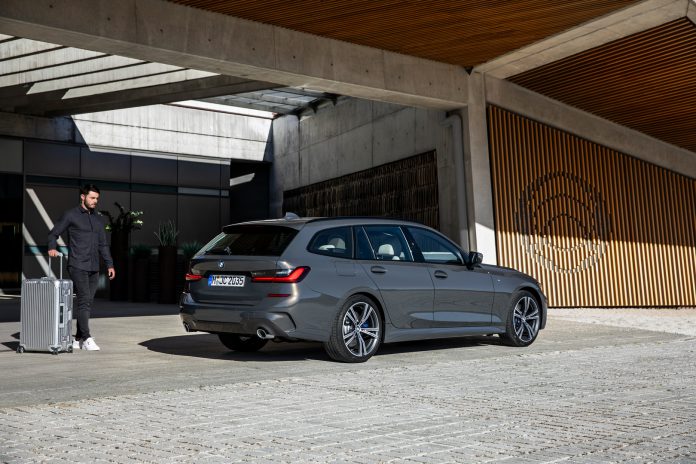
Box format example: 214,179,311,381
68,346,74,353
16,346,25,354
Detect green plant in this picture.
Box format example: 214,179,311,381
101,202,144,232
181,241,203,260
130,243,152,259
154,220,179,246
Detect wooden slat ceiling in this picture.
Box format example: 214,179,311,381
508,19,696,153
167,0,639,68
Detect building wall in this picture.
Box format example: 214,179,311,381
271,98,463,243
0,104,273,290
19,141,230,282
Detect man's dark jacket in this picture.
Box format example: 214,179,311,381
48,205,114,272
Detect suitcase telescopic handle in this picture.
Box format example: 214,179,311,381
48,252,64,280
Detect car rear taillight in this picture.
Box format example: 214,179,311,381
251,266,310,283
185,273,204,281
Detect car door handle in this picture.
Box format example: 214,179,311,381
434,270,448,279
370,266,387,274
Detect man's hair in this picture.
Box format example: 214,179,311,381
80,184,100,196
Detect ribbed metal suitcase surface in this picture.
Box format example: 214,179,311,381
18,255,73,354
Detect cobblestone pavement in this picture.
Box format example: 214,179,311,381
1,309,695,463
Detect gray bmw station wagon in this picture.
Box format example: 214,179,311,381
180,216,547,362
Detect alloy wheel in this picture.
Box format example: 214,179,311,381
342,301,380,357
512,295,540,343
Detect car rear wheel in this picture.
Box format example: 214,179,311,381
500,291,541,347
218,333,268,352
324,295,382,363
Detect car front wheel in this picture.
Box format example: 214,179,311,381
500,291,541,347
218,333,268,352
324,295,382,363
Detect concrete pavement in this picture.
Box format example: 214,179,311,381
0,298,695,463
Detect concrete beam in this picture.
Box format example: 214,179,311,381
8,75,276,117
0,110,73,142
485,75,696,179
477,0,689,78
0,0,469,110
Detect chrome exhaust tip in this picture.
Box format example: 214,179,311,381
256,328,274,339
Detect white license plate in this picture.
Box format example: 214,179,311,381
208,275,245,287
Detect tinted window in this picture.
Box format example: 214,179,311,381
407,227,463,264
205,225,298,256
362,225,413,262
308,227,353,259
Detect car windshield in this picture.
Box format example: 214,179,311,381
205,225,298,256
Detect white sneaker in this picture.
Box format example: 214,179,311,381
81,337,100,351
72,339,81,350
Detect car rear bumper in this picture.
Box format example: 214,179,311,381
179,291,333,342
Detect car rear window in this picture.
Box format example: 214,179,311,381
204,225,299,256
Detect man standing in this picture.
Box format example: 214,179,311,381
48,184,116,351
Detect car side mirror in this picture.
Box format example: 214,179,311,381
466,251,483,268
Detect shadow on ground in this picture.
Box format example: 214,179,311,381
140,332,500,363
1,331,20,351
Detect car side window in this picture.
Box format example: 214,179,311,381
362,225,414,262
307,227,353,259
406,227,463,264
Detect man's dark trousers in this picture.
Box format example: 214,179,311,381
68,266,99,340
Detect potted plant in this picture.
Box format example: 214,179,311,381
154,220,179,304
100,203,144,301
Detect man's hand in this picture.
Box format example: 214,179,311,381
48,249,60,257
108,268,116,280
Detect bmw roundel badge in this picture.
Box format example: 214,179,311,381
218,260,224,269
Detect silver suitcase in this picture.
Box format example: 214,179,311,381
18,253,73,354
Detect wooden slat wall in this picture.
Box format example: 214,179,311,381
488,106,696,307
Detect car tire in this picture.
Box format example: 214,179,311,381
218,333,268,352
500,290,541,347
324,294,382,363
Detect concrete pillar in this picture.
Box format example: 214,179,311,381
463,72,497,264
